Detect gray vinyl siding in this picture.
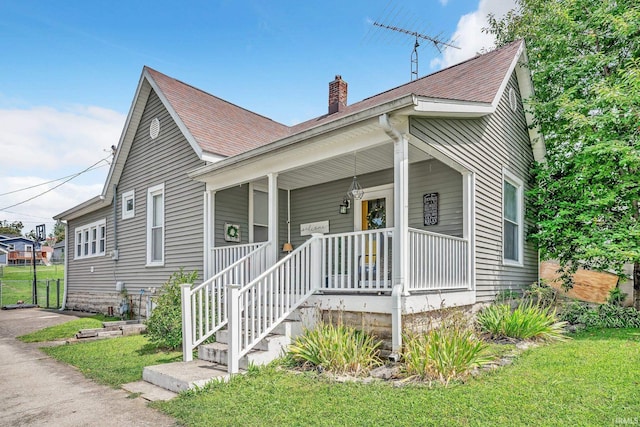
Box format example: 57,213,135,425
67,89,207,296
215,185,249,246
67,205,115,293
409,159,463,237
410,72,538,302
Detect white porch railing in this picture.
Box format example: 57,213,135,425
211,242,266,275
181,242,270,361
227,235,322,373
322,228,393,291
408,228,469,290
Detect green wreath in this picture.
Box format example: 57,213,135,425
226,224,239,239
366,204,386,229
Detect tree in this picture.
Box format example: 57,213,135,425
0,220,24,236
485,0,640,307
53,220,65,243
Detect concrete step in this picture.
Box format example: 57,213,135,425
121,380,178,401
198,336,289,369
215,330,292,351
142,360,232,393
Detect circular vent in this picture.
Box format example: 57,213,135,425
150,118,160,139
508,88,518,112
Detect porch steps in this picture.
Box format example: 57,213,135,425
142,360,232,394
199,319,303,370
140,318,303,395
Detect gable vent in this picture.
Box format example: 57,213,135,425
508,88,518,112
150,118,160,139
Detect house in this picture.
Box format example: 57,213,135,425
0,236,46,266
55,40,544,371
52,239,65,263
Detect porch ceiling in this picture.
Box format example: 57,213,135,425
261,142,432,190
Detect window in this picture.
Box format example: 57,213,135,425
122,190,135,219
253,190,268,242
74,219,106,259
503,169,523,265
147,183,164,266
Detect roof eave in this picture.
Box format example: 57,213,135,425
411,96,494,117
190,94,418,179
54,195,108,221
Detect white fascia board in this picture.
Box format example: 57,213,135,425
189,95,417,180
143,69,204,160
53,195,108,221
199,119,393,191
514,45,547,163
412,96,494,117
101,74,153,203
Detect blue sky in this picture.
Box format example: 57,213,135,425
0,0,514,235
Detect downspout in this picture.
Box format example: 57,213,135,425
60,221,69,310
379,113,405,360
113,184,118,257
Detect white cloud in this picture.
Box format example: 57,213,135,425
439,0,450,5
0,105,125,235
431,0,517,70
0,105,125,171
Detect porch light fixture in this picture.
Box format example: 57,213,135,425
347,152,364,200
339,197,350,214
282,242,293,252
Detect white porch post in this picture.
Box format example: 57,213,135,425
203,190,215,278
462,172,476,290
181,283,193,362
268,173,279,266
393,135,409,293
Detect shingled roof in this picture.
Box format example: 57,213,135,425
146,67,290,158
146,40,523,159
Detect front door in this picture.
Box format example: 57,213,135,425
353,184,394,231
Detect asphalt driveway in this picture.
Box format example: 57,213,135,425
0,308,177,426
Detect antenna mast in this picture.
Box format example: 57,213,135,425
373,21,459,80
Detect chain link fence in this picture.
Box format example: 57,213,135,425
0,270,64,309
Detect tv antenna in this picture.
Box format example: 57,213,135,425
373,21,459,81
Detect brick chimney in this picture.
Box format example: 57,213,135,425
328,75,347,114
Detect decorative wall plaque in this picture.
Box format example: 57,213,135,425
423,192,439,226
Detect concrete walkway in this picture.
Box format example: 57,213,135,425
0,308,177,426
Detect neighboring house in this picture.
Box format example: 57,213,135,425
0,244,8,266
0,236,46,265
55,40,544,369
52,240,65,263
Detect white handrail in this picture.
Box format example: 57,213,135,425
182,242,269,361
228,235,322,371
408,228,469,290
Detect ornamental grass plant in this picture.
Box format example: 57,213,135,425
477,303,567,341
287,322,382,376
402,312,491,385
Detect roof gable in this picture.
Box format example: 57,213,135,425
145,68,290,158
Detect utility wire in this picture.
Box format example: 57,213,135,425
0,162,109,197
0,155,112,212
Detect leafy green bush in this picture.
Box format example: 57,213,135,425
402,325,490,385
524,281,557,308
607,287,627,306
288,322,382,376
560,301,640,328
145,268,198,350
477,303,567,341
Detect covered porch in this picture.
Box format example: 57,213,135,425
183,114,476,370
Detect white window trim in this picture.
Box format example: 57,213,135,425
146,183,165,267
122,189,135,220
74,219,107,260
502,168,524,267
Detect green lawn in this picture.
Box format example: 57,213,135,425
154,329,640,427
42,335,182,387
0,265,64,307
36,324,640,426
18,314,116,343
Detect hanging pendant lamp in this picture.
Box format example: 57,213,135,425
348,152,364,200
